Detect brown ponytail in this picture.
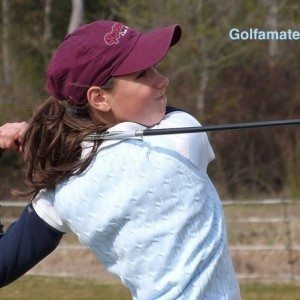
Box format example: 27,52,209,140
16,97,110,198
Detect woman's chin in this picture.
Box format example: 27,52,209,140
143,113,165,127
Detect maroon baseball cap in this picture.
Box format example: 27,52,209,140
46,20,182,106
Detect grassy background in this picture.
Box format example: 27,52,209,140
0,275,300,300
0,276,131,300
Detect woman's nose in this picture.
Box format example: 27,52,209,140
154,71,169,89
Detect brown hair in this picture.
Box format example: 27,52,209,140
17,78,116,198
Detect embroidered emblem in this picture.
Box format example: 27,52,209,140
104,22,128,45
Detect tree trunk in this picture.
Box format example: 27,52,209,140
68,0,84,34
44,0,53,43
2,0,11,86
194,0,209,114
196,42,209,113
264,0,279,66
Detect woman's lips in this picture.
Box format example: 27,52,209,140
155,95,167,101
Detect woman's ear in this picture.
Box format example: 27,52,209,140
87,86,110,112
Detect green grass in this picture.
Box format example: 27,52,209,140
0,276,131,300
240,282,300,300
1,276,300,300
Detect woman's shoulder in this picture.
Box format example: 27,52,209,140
82,107,212,171
86,107,198,154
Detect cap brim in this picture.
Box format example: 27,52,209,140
113,24,181,76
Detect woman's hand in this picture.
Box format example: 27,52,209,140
0,122,28,152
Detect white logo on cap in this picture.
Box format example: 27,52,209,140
104,22,128,45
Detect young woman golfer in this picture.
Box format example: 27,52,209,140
0,20,240,299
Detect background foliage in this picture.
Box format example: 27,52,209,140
0,0,299,199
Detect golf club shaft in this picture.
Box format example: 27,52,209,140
0,120,299,153
86,119,300,140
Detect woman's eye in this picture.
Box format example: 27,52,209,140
137,70,147,78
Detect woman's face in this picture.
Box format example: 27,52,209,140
104,67,169,127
